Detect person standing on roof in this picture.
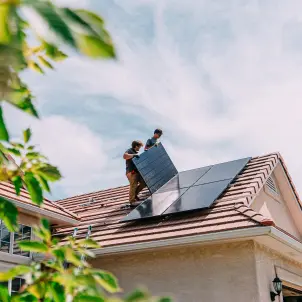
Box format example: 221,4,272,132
144,128,163,151
123,140,146,207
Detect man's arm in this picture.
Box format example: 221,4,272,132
144,139,152,151
123,152,136,160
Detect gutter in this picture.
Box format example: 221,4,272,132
10,198,79,226
92,226,302,256
92,226,272,256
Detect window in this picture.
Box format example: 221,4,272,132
0,221,31,257
13,225,31,257
0,221,10,253
11,278,25,296
0,278,25,296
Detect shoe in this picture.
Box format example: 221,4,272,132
130,201,142,207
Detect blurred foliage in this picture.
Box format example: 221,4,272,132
0,1,173,301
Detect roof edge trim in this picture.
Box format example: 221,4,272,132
93,226,302,257
9,198,79,226
93,226,271,256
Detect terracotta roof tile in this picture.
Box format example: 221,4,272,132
0,182,78,221
54,153,288,248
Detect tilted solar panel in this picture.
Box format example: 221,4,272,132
132,143,178,194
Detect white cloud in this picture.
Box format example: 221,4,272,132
13,0,302,198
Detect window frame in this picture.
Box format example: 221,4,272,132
0,220,32,259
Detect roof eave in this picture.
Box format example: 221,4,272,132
10,198,79,226
92,226,302,259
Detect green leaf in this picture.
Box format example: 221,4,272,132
0,4,11,44
11,142,24,149
24,172,43,205
18,240,48,253
125,289,149,302
23,128,31,143
92,270,120,293
74,295,104,302
36,175,50,193
48,282,65,302
7,148,21,156
25,152,40,159
41,218,50,231
75,9,104,27
11,293,38,302
157,298,172,302
65,248,82,267
43,41,67,61
8,96,39,118
37,56,53,69
28,61,44,74
78,238,100,249
35,165,61,181
0,106,9,142
0,285,10,302
31,2,75,47
0,265,32,281
0,197,18,231
12,175,23,195
76,34,115,58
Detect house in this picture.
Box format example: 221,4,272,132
1,152,302,301
0,181,79,294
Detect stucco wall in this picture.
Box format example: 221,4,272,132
91,241,260,302
252,188,300,239
254,243,302,302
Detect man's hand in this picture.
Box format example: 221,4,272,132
134,154,140,159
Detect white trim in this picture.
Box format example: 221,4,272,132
0,252,31,265
92,226,302,257
9,198,79,225
92,226,272,256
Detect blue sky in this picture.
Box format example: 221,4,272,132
7,0,302,200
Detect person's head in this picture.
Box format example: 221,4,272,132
153,128,163,139
131,140,143,151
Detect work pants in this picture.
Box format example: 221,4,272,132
126,172,146,203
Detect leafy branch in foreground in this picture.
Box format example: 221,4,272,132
0,128,61,231
0,219,171,302
0,0,116,142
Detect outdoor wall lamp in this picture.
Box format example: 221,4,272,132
270,276,282,301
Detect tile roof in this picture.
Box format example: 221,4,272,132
0,182,78,221
54,153,289,248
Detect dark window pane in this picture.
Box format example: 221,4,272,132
11,278,21,292
13,225,31,257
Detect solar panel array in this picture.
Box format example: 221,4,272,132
122,144,251,222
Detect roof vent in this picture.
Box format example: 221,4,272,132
266,176,278,195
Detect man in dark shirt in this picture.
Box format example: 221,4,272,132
144,128,163,151
123,140,146,206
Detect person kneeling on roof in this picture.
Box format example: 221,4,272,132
144,128,163,151
123,140,146,207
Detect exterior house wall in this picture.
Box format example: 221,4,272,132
251,188,300,239
92,241,260,302
254,243,302,302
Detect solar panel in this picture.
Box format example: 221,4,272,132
122,155,251,223
163,179,231,214
122,188,187,221
156,166,212,193
132,143,178,194
194,158,251,185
